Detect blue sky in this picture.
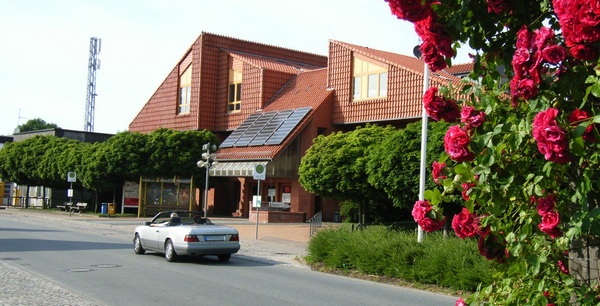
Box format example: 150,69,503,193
0,0,472,135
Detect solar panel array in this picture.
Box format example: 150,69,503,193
220,107,311,148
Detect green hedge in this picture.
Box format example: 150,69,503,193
306,225,495,292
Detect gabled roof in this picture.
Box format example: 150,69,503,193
331,40,471,87
216,69,332,161
225,50,325,74
263,68,331,111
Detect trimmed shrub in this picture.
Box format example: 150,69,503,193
306,225,494,292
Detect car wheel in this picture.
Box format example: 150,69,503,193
165,239,178,262
217,254,231,262
133,234,145,255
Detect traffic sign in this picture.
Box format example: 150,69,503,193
253,164,266,180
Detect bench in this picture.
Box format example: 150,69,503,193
57,203,72,211
70,202,88,214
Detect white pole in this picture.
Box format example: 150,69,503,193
255,179,260,239
418,61,430,243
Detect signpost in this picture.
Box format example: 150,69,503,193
253,163,266,239
67,172,76,216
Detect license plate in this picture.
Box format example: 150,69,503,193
204,235,225,241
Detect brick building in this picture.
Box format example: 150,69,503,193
129,32,470,222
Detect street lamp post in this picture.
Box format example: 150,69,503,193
197,143,218,219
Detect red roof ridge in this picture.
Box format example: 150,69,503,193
224,49,325,73
201,31,327,58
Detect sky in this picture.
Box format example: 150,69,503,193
0,0,472,136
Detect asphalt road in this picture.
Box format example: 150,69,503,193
0,211,457,305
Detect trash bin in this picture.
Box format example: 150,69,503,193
333,211,340,223
108,203,115,216
100,202,107,214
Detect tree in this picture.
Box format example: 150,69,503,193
0,128,219,198
299,124,397,224
16,118,58,133
367,120,450,209
385,0,600,303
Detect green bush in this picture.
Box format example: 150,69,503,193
306,225,494,292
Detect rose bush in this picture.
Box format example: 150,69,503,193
385,0,600,304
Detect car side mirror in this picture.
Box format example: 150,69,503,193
145,221,151,226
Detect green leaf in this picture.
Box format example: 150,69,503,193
590,82,600,98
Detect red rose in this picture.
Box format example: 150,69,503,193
516,25,531,49
536,195,556,215
533,26,555,50
427,55,448,72
423,87,460,122
452,207,480,239
418,215,445,232
536,125,570,164
542,45,567,64
513,77,539,100
558,260,569,274
538,211,561,238
444,125,475,162
532,108,558,139
486,0,510,14
432,161,447,184
570,44,599,61
461,106,486,129
569,108,597,142
512,47,531,74
385,0,432,22
412,200,431,222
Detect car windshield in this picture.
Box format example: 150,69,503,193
151,211,210,225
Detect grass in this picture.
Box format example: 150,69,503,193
306,224,494,294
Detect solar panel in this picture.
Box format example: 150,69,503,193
234,112,277,146
265,107,311,145
220,113,261,148
220,107,312,148
249,110,293,146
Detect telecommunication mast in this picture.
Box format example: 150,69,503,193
84,37,101,132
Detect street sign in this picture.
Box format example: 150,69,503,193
252,195,262,208
67,172,77,183
253,164,266,180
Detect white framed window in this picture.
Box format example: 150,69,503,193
178,65,192,114
352,57,388,101
227,69,242,112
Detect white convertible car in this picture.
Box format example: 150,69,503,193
133,211,240,262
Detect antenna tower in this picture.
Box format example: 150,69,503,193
84,37,101,132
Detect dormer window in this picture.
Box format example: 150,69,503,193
178,65,192,114
227,69,242,112
352,57,388,101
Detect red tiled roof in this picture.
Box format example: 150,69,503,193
225,50,325,74
263,69,331,111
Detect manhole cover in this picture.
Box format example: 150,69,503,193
65,268,96,272
91,264,121,268
1,257,22,261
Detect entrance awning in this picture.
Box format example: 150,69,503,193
209,161,268,177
